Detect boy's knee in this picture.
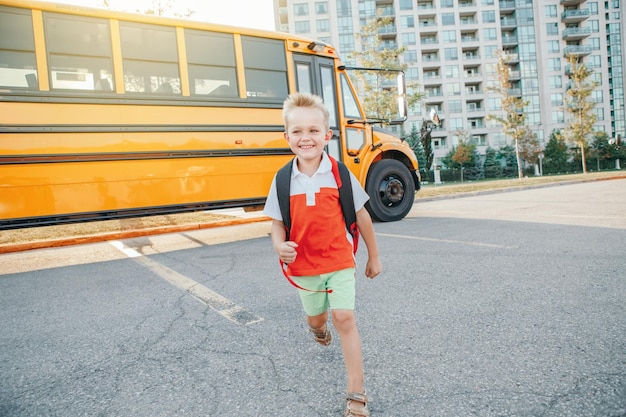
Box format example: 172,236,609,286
331,309,356,329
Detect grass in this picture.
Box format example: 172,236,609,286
2,170,625,247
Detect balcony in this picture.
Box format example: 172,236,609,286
562,26,592,40
500,17,516,29
501,35,519,46
563,45,593,56
561,0,586,5
499,1,515,11
561,9,590,23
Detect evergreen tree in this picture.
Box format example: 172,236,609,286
405,124,428,177
497,145,518,177
483,147,502,178
543,130,570,174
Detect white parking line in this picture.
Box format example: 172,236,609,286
377,233,516,249
109,240,263,325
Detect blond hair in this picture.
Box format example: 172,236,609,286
282,92,330,131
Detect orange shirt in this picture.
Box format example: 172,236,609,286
263,153,369,277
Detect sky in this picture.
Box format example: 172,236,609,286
42,0,276,30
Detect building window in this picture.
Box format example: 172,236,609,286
552,111,564,124
482,10,495,23
548,58,561,71
403,50,417,63
315,1,328,14
401,16,414,28
294,3,309,16
442,13,455,25
483,28,497,40
443,30,457,42
402,33,416,45
550,93,563,106
446,65,459,78
546,22,559,35
549,75,562,88
447,82,461,95
449,100,462,113
441,0,454,7
399,0,413,10
295,20,310,33
545,5,557,17
548,40,560,53
445,47,458,60
316,19,329,32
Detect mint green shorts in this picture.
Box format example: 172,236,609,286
291,268,356,316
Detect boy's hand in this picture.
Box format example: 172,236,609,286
278,241,299,264
365,257,381,279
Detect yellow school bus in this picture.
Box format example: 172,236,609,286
0,0,420,229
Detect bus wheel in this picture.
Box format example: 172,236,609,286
365,159,415,222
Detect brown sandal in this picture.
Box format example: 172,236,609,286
344,392,369,416
308,324,332,346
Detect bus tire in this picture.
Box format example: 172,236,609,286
365,159,415,222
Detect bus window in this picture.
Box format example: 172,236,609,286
185,29,238,97
320,64,337,127
44,13,113,92
120,22,180,94
0,6,38,90
241,36,288,99
295,62,313,94
340,73,362,119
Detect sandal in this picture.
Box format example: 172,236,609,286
308,324,332,346
345,392,369,417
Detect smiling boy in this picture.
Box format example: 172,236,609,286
263,92,381,416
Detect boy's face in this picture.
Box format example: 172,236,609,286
284,107,332,163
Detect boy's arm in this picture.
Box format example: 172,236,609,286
355,207,381,279
271,220,299,264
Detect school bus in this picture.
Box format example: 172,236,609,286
0,0,421,229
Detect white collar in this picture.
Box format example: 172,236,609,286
291,152,331,178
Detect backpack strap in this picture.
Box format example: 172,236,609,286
275,158,294,239
329,156,359,254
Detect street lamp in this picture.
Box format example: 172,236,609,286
538,153,544,176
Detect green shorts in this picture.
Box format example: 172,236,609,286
291,268,356,316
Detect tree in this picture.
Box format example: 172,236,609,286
543,129,570,174
486,51,529,179
517,127,542,173
405,124,428,178
348,12,424,123
497,145,518,177
98,0,194,18
447,130,475,182
563,54,598,174
483,147,502,178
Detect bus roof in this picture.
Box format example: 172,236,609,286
1,0,339,58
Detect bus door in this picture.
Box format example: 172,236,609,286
293,54,342,161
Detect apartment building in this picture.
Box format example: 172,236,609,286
273,0,625,167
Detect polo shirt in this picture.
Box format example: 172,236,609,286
264,152,370,277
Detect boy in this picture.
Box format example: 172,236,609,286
263,92,381,417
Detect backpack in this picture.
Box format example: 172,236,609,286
275,155,360,293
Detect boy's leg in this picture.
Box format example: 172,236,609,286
307,310,329,330
331,309,364,393
333,309,369,415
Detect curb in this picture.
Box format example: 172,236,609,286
0,216,272,255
